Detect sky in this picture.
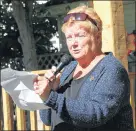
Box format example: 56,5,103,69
36,1,47,4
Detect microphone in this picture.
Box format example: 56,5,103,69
54,54,72,75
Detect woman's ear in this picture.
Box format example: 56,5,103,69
96,31,102,42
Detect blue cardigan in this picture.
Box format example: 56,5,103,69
39,53,134,130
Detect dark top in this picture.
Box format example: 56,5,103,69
52,67,93,131
39,53,134,131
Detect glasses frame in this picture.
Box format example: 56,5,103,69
63,13,98,29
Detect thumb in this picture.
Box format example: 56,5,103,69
51,66,61,79
51,66,57,73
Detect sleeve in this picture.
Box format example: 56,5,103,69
39,108,51,126
44,67,130,128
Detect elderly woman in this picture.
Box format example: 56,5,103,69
34,6,134,131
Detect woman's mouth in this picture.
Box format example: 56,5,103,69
72,49,80,53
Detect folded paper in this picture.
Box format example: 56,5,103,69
1,68,50,111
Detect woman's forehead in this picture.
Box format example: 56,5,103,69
65,24,89,35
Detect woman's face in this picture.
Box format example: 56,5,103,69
65,24,98,60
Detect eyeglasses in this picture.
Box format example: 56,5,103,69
63,13,97,28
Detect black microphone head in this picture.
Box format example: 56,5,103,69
60,54,72,65
54,54,72,75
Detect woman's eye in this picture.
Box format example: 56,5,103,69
77,35,86,40
78,34,85,37
66,37,72,41
79,35,84,38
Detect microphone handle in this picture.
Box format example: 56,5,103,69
53,63,64,76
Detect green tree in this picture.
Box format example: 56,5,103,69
0,0,58,70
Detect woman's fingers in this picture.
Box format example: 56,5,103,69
34,81,38,86
35,87,44,95
33,76,39,90
44,68,56,82
37,75,44,80
34,66,61,95
33,75,47,92
33,75,43,84
51,66,57,73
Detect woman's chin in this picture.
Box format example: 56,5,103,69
72,54,84,60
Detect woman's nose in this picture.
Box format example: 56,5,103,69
72,39,79,48
72,37,79,44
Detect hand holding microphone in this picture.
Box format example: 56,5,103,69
33,54,72,101
34,66,59,101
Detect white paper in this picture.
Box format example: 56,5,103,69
1,68,50,111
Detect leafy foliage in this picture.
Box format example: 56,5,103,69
0,1,59,69
0,1,58,58
0,3,22,58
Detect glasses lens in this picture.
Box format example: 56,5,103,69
64,13,87,23
64,14,71,23
75,13,87,21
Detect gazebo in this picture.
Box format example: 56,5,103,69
0,1,135,130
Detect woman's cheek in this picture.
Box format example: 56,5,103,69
66,42,72,50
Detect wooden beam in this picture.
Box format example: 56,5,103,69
93,1,128,69
31,70,48,75
36,1,93,18
2,89,14,130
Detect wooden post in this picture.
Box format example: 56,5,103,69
2,88,14,130
30,111,37,130
16,107,26,130
0,87,2,131
44,125,51,131
0,121,2,131
93,1,128,69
